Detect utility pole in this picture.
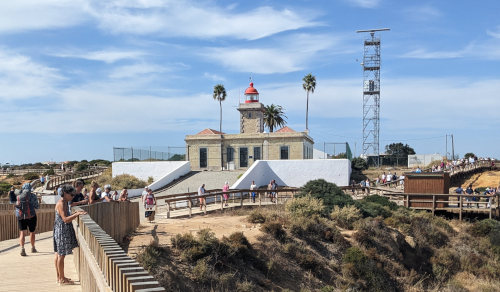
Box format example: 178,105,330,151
445,134,448,160
451,134,455,160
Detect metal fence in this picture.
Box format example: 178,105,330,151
322,142,353,160
113,146,186,162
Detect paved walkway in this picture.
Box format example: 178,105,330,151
0,231,81,292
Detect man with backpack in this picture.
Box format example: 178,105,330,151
15,183,40,256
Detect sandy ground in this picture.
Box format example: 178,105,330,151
127,214,264,257
460,170,500,188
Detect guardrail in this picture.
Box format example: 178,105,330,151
158,188,299,218
47,169,106,190
73,202,164,292
0,204,55,241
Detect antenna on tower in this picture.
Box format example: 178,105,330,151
356,28,390,167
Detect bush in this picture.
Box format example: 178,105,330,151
467,219,500,237
111,174,147,189
75,162,88,172
351,157,368,171
192,258,214,283
355,201,393,218
261,222,286,242
409,213,449,248
136,242,168,271
236,280,256,292
0,182,12,195
23,172,40,180
431,248,460,282
44,168,55,176
247,210,266,223
361,195,398,210
290,216,345,244
286,195,326,218
330,205,362,229
222,232,252,259
171,233,198,250
283,242,322,273
147,176,154,184
298,179,355,210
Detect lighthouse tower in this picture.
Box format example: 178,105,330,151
238,82,265,133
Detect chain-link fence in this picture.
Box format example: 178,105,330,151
113,146,186,162
321,142,353,160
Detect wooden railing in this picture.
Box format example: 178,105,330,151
157,188,298,218
46,168,106,190
402,193,500,220
73,202,164,292
0,204,55,241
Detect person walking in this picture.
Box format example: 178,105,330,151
198,184,206,210
53,184,86,285
15,183,39,256
144,188,156,223
222,181,230,207
250,180,257,203
9,186,16,204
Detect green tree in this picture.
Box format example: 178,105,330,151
464,152,475,159
351,157,368,171
212,84,227,133
263,104,287,132
302,73,316,131
384,143,415,166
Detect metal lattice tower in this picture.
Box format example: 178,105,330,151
356,28,390,166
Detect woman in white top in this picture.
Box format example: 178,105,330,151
250,181,257,203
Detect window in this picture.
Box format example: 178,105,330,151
240,147,248,167
254,147,261,161
227,147,234,162
280,146,289,160
199,148,207,168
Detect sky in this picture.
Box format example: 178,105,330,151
0,0,499,164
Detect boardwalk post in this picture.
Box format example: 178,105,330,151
203,197,207,215
459,194,463,221
489,196,492,219
221,195,224,211
432,195,436,215
188,199,192,218
259,191,262,207
166,202,170,219
240,192,243,207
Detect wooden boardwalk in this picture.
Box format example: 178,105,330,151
0,231,81,292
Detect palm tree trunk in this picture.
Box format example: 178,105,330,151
306,91,309,130
219,100,222,133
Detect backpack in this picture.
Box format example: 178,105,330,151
15,190,36,219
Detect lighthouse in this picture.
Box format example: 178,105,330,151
238,82,265,133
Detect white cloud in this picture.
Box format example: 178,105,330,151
345,0,381,8
52,49,146,63
400,38,500,60
0,0,87,33
0,49,62,100
404,5,441,21
486,25,500,39
109,63,167,78
203,73,226,82
202,33,342,74
400,48,466,59
86,1,319,40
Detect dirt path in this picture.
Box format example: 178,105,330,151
127,215,263,257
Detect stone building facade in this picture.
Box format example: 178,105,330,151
185,82,314,171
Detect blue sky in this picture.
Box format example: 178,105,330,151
0,0,499,164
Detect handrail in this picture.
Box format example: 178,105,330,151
46,168,107,190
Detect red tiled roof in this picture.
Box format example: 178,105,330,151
196,128,225,135
276,126,296,133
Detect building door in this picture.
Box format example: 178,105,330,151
253,147,261,161
200,148,207,168
240,147,248,168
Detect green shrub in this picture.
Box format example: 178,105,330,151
351,157,368,171
286,195,326,218
431,248,460,282
236,280,256,292
222,232,251,259
290,216,345,245
467,219,500,237
171,233,198,250
44,168,55,176
409,213,449,248
247,210,266,223
111,174,147,189
136,242,168,271
361,195,398,210
355,201,393,218
298,179,354,210
192,258,214,283
75,162,88,172
330,205,362,229
147,176,154,184
23,172,40,180
261,222,286,242
0,182,12,195
283,242,322,273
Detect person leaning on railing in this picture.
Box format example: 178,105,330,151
70,179,89,207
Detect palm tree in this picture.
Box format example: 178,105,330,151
212,84,227,132
264,104,287,132
302,73,316,131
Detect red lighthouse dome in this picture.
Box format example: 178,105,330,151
244,82,259,103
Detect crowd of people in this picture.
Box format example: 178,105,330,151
455,184,499,208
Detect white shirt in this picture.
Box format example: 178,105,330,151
198,186,205,196
250,184,256,191
101,191,111,201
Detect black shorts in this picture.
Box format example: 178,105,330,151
18,216,37,232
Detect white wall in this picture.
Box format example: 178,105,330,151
408,154,443,168
112,161,191,191
231,159,351,189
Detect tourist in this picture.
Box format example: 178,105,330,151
70,179,88,207
198,184,206,210
88,181,101,204
100,185,112,202
40,175,45,185
399,174,405,187
387,172,392,184
381,172,386,184
250,180,257,203
8,186,16,204
222,181,230,207
269,180,277,203
455,186,463,207
415,167,422,173
53,184,87,285
111,190,120,201
119,188,129,201
365,178,370,194
465,184,473,208
15,183,39,256
82,188,89,200
144,188,156,223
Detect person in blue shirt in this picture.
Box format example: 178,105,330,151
465,184,473,208
455,186,463,207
